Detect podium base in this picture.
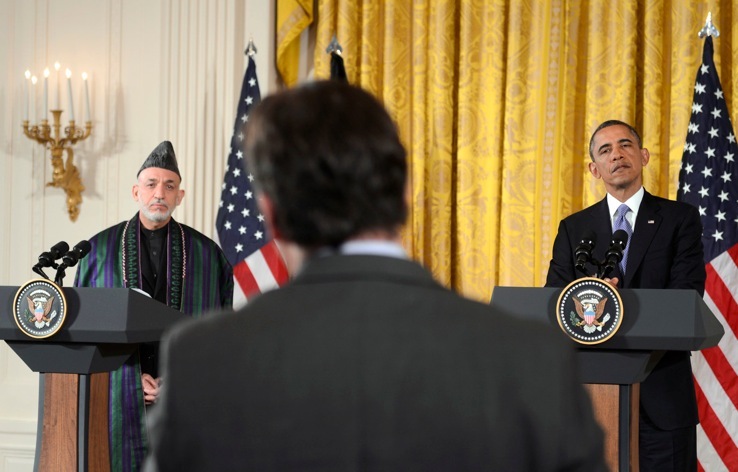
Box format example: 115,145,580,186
34,373,110,472
586,383,639,472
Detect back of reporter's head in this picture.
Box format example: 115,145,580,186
245,81,408,249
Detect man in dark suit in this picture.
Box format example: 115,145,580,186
546,120,706,471
144,81,605,471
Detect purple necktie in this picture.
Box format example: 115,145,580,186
613,204,632,275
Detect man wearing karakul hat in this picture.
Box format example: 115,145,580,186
74,141,233,472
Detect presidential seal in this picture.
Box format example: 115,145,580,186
555,277,623,345
13,279,67,339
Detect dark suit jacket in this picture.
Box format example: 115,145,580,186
145,254,605,471
545,191,706,430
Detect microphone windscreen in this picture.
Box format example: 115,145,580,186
49,241,70,259
62,240,92,267
581,230,597,246
612,229,628,248
75,240,92,258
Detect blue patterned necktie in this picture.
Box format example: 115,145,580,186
613,204,633,275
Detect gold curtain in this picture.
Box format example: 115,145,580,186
311,0,738,303
277,0,314,86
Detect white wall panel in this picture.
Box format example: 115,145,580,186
0,420,35,472
161,0,276,237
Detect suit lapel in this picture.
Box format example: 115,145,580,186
623,192,662,287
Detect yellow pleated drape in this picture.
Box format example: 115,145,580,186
312,1,738,303
276,0,314,86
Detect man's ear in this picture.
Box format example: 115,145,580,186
588,161,601,179
258,194,283,240
176,189,185,206
132,184,140,201
641,148,650,166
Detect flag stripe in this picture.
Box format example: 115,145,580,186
696,425,723,471
729,241,738,265
695,345,738,420
232,276,247,307
692,354,731,447
702,282,738,375
710,244,738,334
713,249,738,394
694,294,738,447
710,242,738,295
233,260,260,299
245,248,278,293
692,347,738,418
261,240,289,284
705,263,738,342
694,379,738,469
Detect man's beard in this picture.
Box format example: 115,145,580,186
140,199,173,223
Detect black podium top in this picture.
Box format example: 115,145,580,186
0,286,189,373
491,286,724,384
491,286,723,351
0,286,187,344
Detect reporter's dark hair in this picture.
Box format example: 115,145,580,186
245,81,408,249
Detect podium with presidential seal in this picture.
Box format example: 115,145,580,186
0,283,186,472
490,282,723,472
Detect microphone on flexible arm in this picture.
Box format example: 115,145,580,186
54,240,92,286
32,241,70,280
599,230,629,279
574,231,597,276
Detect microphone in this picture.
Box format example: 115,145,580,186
61,240,92,268
601,230,629,278
32,241,70,280
37,241,70,268
574,231,597,275
54,240,92,286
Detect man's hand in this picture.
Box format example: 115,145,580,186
142,373,162,405
603,276,620,287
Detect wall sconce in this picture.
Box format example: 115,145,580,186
21,63,92,222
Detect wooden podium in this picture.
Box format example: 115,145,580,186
0,286,187,472
490,286,723,472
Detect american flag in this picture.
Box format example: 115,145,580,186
216,56,288,308
677,36,738,471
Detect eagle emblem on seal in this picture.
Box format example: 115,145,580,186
570,292,611,334
26,295,56,328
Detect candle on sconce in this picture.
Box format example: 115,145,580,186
24,70,31,121
54,62,61,110
66,68,74,121
82,72,91,122
43,68,50,121
31,76,38,123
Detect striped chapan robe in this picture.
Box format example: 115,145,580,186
74,214,233,471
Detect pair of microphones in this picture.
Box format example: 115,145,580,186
574,230,629,279
32,240,92,286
